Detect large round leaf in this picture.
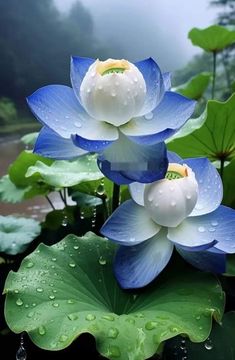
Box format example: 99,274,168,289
188,25,235,52
0,216,41,255
168,93,235,161
25,154,104,187
4,233,224,360
175,72,211,100
0,175,30,203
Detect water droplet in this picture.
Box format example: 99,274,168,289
73,245,79,250
145,321,158,330
198,226,205,233
36,288,43,293
107,327,119,338
38,326,46,336
65,115,70,119
68,313,78,321
111,91,116,97
169,326,179,332
186,194,192,200
86,314,96,321
69,262,76,268
204,337,213,350
27,312,34,318
74,121,81,128
171,201,176,207
195,315,201,320
158,189,163,195
96,184,105,196
16,334,27,360
59,334,68,342
61,215,68,227
209,227,216,232
99,256,107,265
144,112,153,120
102,315,114,321
51,257,57,262
26,261,34,269
49,295,55,300
129,237,136,242
80,211,85,220
52,302,59,308
87,88,91,94
14,289,19,294
107,345,121,358
16,298,23,306
67,299,75,304
211,220,218,226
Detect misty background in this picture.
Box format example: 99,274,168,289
0,0,230,134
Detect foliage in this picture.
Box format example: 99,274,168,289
0,97,17,124
4,233,224,360
175,72,211,100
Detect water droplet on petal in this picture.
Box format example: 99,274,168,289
144,112,153,120
171,201,176,207
198,226,205,233
186,194,192,200
211,220,218,226
74,121,81,128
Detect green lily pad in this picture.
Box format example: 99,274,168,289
21,132,39,147
165,312,235,359
188,25,235,52
222,159,235,207
0,216,41,255
9,150,53,189
176,72,211,100
0,175,30,203
25,154,104,188
4,233,224,360
168,93,235,161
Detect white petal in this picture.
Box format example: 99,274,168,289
144,165,198,227
80,59,146,126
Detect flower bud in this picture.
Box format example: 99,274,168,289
144,164,198,227
80,59,146,126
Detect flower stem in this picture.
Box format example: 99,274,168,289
112,183,120,213
101,195,109,221
220,158,225,182
59,190,66,207
211,51,217,99
45,195,56,210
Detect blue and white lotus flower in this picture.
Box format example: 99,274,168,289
101,153,235,288
27,56,196,184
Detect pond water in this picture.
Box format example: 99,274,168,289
0,136,64,221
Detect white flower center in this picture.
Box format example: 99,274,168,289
80,59,146,127
144,163,198,227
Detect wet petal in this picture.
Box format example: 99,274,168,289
70,56,95,102
100,199,160,246
114,229,174,289
34,127,87,159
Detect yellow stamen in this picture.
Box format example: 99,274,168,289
166,163,188,180
96,59,130,75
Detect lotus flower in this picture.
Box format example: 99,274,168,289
101,153,235,288
27,56,195,184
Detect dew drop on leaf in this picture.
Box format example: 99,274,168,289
86,313,96,321
38,326,46,336
67,313,78,321
107,327,119,339
145,321,158,330
98,256,107,265
16,298,23,306
204,337,213,350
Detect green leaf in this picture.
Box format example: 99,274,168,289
9,150,53,188
168,94,235,161
4,233,224,360
0,216,41,255
165,312,235,359
188,25,235,52
0,175,30,203
21,132,39,147
222,159,235,207
225,255,235,276
175,72,211,100
25,154,104,188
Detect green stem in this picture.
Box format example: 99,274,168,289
211,51,217,99
112,183,120,213
220,158,225,182
63,188,67,206
59,190,66,206
101,195,109,221
45,195,56,210
222,51,232,92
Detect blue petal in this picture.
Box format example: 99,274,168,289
163,72,171,90
72,135,114,152
114,229,174,289
167,151,183,164
176,246,226,273
70,56,95,103
185,158,223,216
134,57,165,116
27,85,118,142
120,92,196,145
100,199,160,246
98,133,168,184
168,205,235,253
129,182,145,206
97,160,132,185
34,127,87,159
